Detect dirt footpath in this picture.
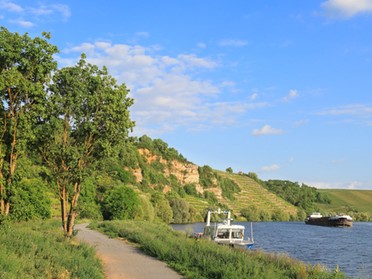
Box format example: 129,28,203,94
75,223,183,279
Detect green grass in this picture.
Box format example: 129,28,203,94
317,189,372,214
0,219,104,279
93,220,346,279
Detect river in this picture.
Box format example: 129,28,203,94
172,222,372,279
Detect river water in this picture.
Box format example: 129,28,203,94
172,222,372,279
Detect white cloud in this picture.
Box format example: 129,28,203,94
0,0,23,12
60,41,266,135
219,39,248,47
135,32,149,38
283,89,298,102
0,1,71,26
308,180,366,189
252,124,284,136
318,104,372,116
321,0,372,18
197,42,207,49
250,92,258,100
10,18,34,28
260,164,280,172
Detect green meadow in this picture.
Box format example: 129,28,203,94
317,189,372,215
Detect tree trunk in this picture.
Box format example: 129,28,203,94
66,182,81,237
59,182,68,232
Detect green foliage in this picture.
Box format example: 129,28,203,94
262,180,329,214
247,172,259,182
226,167,233,173
103,186,141,220
241,205,259,221
136,135,188,162
219,177,240,200
96,220,347,279
0,220,103,278
0,27,58,216
151,192,173,223
169,198,191,223
37,54,135,235
184,183,199,197
203,191,218,204
9,178,51,221
198,165,216,188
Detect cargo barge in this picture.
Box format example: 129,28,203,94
305,212,352,227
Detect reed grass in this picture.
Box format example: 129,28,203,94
93,220,347,279
0,219,104,279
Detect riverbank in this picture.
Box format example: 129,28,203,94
92,220,347,279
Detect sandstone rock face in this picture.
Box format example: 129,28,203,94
135,148,203,193
132,149,223,197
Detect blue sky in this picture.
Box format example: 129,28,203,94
1,0,372,189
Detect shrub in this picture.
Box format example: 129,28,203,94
103,186,141,220
9,178,51,221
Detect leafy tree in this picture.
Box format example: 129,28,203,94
169,198,190,223
246,172,259,181
226,167,233,173
38,55,134,236
203,191,218,204
198,165,216,188
0,28,58,216
103,186,140,220
151,192,173,223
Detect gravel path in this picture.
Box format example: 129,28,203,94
75,223,183,279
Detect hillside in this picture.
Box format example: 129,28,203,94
316,189,372,215
216,172,298,218
131,143,299,221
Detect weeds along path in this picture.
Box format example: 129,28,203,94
75,223,183,279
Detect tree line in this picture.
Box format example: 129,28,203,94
0,27,134,236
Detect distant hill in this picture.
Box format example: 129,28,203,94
316,189,372,217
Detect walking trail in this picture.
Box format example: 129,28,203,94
75,223,183,279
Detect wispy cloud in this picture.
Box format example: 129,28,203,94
316,104,372,125
0,1,71,27
0,0,23,12
317,103,372,116
260,164,280,172
321,0,372,18
308,180,367,189
219,39,248,47
9,18,34,27
283,89,298,102
252,124,284,136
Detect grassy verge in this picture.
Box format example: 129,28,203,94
0,219,104,279
92,220,346,279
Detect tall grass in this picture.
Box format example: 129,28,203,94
93,220,347,279
0,219,104,279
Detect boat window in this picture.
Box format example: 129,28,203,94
216,229,229,239
231,229,243,239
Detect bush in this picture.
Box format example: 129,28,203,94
103,186,141,220
169,198,190,223
9,178,51,221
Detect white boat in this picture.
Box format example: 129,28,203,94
202,209,254,249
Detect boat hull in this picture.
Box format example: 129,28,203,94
305,216,352,227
